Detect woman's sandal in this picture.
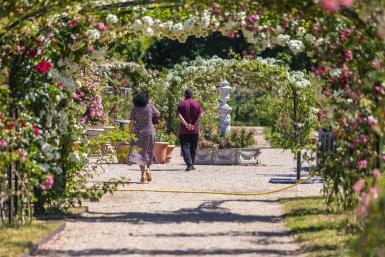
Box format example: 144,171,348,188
146,168,152,182
140,175,148,184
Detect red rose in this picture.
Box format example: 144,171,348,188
21,120,27,127
35,61,52,74
32,125,40,137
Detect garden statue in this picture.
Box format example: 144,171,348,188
218,80,232,137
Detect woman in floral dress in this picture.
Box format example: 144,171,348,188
128,92,160,183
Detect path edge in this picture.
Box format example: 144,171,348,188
20,222,66,257
20,206,89,257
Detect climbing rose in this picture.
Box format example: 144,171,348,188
358,160,367,171
87,45,94,53
321,0,353,12
18,148,27,161
32,125,40,136
370,187,379,199
35,61,52,74
372,169,381,181
321,0,340,12
40,175,55,191
345,50,353,61
339,0,353,7
0,139,8,149
353,179,365,193
97,22,107,31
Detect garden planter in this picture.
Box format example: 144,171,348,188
115,142,130,164
236,148,262,165
103,126,115,133
164,145,175,163
213,149,238,165
195,148,214,165
195,148,261,165
154,142,168,164
86,128,105,140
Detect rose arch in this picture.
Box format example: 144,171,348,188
1,1,384,232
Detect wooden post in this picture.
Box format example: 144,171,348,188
293,90,301,180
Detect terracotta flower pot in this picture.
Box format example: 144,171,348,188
115,142,130,164
165,145,175,164
154,142,168,164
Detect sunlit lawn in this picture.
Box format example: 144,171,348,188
282,196,356,257
0,220,63,257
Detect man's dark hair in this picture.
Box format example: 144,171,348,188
184,89,193,99
133,92,149,107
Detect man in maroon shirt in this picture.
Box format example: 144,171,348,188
176,89,204,171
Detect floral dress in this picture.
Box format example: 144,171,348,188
128,104,157,165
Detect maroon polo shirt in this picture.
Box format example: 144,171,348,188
176,98,203,135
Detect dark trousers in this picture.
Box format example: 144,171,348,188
179,134,199,167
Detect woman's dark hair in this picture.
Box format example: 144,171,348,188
184,89,193,99
133,92,149,107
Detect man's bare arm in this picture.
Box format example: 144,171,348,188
178,113,194,130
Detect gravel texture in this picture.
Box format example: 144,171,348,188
35,129,322,257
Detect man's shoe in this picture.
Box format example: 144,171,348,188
185,166,195,171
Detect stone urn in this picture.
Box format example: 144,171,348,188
154,142,168,164
115,142,130,164
164,145,175,164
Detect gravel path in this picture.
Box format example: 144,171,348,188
36,141,322,257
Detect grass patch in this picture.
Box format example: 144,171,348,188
0,220,63,257
281,196,356,257
0,207,85,257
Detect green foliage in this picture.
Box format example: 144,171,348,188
157,132,177,144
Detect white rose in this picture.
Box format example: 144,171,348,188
142,16,154,26
304,33,316,43
172,23,184,34
132,19,143,31
86,29,100,41
143,27,154,37
106,14,118,24
288,40,305,54
277,34,291,47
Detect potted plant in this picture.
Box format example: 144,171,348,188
157,133,177,164
97,129,135,163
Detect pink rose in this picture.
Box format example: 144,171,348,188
371,60,382,69
358,160,367,171
57,83,65,90
370,187,379,199
97,22,107,31
339,0,353,7
18,148,27,161
320,0,340,12
372,169,381,181
345,50,353,61
39,175,54,191
367,115,378,127
87,45,94,53
353,179,365,193
0,139,8,149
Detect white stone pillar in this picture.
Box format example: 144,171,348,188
218,80,232,137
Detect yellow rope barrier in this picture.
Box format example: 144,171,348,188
116,176,314,196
